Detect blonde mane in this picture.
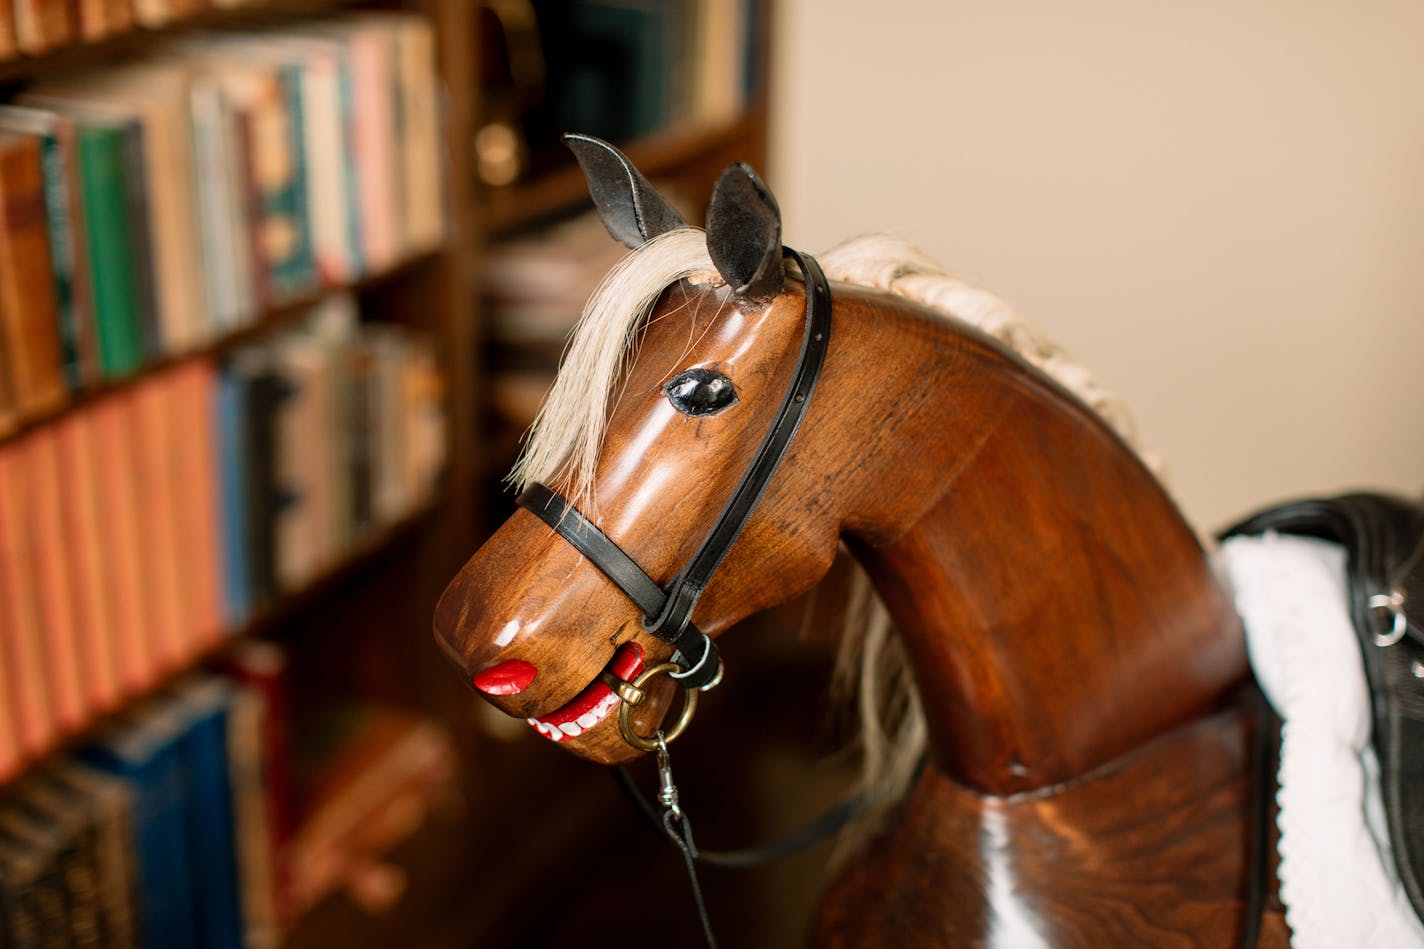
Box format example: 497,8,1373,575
512,230,1156,835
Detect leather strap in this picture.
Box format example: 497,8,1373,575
515,248,833,691
518,481,717,680
646,248,833,672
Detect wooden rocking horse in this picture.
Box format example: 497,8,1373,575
433,136,1412,946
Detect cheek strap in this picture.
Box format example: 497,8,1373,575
515,248,833,692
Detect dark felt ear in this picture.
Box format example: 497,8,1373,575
564,133,687,248
705,161,784,303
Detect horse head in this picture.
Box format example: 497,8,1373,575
436,137,1246,793
435,137,884,764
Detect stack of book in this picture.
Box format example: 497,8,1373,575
0,294,446,783
0,666,279,949
0,11,444,432
0,645,459,948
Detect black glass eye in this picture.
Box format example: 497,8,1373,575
664,368,738,417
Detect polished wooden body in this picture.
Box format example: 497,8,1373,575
435,267,1263,942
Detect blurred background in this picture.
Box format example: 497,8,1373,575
0,1,1419,947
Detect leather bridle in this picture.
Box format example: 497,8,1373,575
516,247,833,707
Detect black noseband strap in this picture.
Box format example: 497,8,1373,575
516,248,833,691
517,481,719,681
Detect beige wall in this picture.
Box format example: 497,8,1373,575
769,0,1424,529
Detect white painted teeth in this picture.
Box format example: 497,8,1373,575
529,689,623,742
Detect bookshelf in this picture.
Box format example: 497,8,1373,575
0,1,486,946
0,0,782,945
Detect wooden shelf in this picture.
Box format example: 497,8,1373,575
482,109,769,237
0,250,438,447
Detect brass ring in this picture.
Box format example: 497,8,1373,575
617,662,698,752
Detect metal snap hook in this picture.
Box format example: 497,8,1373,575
617,662,698,752
1370,591,1408,647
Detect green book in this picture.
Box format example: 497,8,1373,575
75,123,143,378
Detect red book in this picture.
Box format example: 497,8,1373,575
0,3,15,62
23,426,88,733
53,410,124,712
13,0,74,55
0,131,67,418
167,359,224,650
0,438,56,759
90,394,158,692
130,374,187,671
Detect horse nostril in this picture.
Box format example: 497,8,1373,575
472,659,538,696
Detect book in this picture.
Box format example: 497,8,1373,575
271,335,324,588
304,18,400,271
216,639,294,924
0,440,56,761
53,411,125,713
90,395,158,693
39,65,211,352
225,345,282,607
0,5,14,62
216,361,253,625
0,131,68,417
13,0,75,56
227,684,280,947
385,13,443,254
188,70,257,332
245,31,360,286
48,760,141,949
0,106,99,391
0,834,47,948
75,0,135,42
168,678,244,949
52,115,144,377
180,40,316,304
168,360,225,651
23,428,89,734
83,707,196,949
130,375,188,671
10,775,107,948
0,806,68,946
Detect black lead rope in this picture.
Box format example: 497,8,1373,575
613,740,872,949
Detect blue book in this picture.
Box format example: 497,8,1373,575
268,62,317,300
168,678,244,949
81,708,195,949
217,365,252,625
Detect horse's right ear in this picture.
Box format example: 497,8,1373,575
565,133,687,249
705,161,784,303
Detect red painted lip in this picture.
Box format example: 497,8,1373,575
528,642,644,742
473,659,538,696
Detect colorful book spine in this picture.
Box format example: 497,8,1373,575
74,122,144,377
0,132,68,417
23,428,89,734
216,363,253,625
82,710,196,949
169,678,244,949
0,442,57,760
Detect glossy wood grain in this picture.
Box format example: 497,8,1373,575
815,696,1288,948
434,260,1262,940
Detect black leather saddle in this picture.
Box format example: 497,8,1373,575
1224,492,1424,925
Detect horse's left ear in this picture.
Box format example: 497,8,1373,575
706,161,784,303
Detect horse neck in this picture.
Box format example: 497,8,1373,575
843,302,1247,796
